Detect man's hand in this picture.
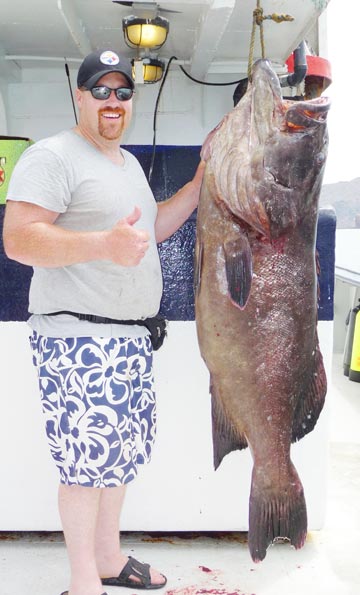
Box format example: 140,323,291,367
105,206,150,266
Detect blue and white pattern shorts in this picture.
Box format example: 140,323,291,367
29,332,156,488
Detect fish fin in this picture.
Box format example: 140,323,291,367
248,462,307,562
223,234,253,309
194,241,203,295
316,249,321,302
292,332,327,442
211,378,248,470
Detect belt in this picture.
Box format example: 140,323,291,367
44,310,167,351
45,310,149,326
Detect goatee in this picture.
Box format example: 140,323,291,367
98,108,125,140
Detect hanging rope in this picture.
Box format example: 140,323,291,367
248,2,264,79
247,0,294,80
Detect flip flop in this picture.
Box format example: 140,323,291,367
101,556,167,590
60,592,108,595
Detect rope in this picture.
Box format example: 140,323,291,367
247,1,294,80
248,3,263,80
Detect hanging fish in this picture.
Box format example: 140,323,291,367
195,59,330,562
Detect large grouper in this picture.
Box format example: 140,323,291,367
194,59,330,561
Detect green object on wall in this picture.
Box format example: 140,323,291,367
0,136,33,205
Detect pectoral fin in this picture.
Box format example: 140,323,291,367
224,234,253,309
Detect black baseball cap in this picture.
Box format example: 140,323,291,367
77,49,134,90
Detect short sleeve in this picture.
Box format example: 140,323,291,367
6,145,71,213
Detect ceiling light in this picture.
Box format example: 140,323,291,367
122,15,169,50
132,57,165,84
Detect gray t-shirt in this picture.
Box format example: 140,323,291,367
6,130,163,338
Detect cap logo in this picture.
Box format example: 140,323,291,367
100,51,120,66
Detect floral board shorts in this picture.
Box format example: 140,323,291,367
29,332,156,488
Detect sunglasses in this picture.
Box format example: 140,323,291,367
89,86,134,101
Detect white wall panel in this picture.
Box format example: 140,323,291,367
0,320,332,531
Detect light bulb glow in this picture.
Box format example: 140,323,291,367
123,16,169,50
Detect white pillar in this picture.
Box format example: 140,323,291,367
0,87,8,134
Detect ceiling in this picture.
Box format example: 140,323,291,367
0,0,330,82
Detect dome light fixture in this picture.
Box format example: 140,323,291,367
122,15,169,51
132,57,165,84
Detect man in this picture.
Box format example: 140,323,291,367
3,49,205,595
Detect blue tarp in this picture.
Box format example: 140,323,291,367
0,145,335,322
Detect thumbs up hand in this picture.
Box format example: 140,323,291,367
105,206,150,266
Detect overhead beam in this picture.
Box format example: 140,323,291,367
128,0,211,4
190,0,236,80
57,0,92,57
0,44,21,83
5,55,83,64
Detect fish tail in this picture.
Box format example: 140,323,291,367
248,463,307,562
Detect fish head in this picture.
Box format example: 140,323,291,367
267,96,330,182
208,59,331,238
253,59,330,221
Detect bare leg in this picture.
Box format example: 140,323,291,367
58,483,104,595
95,486,166,586
94,485,127,576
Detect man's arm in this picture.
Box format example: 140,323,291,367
155,160,205,244
3,201,149,268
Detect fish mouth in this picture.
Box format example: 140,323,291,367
251,59,331,131
284,97,330,131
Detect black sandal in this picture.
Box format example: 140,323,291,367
101,556,167,590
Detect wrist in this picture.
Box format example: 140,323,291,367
89,229,111,261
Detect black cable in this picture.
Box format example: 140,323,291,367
148,59,244,182
148,55,178,183
64,60,78,125
179,65,244,86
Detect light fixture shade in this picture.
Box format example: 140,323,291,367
132,58,165,84
123,15,169,50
